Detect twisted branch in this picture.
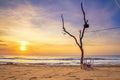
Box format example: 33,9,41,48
81,2,88,24
80,2,89,47
61,14,80,47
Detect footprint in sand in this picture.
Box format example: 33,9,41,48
29,77,37,80
84,79,93,80
5,76,16,80
75,78,80,80
69,75,76,77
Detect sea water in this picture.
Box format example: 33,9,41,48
0,55,120,66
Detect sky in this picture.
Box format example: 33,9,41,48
0,0,120,56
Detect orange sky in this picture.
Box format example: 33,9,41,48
0,0,120,56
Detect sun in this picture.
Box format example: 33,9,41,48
19,41,28,51
20,46,26,51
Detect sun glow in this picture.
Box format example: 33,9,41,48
19,41,28,51
20,46,26,51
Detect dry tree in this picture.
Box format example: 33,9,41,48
61,2,89,69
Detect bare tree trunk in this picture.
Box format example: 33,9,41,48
61,2,89,69
80,47,84,64
79,26,86,65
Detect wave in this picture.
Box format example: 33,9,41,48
0,57,120,60
0,55,120,66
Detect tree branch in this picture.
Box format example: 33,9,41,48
80,2,88,47
81,2,87,24
79,30,82,48
80,27,85,41
61,14,80,47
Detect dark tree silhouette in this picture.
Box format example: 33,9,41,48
61,2,89,69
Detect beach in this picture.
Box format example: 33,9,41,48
0,64,120,80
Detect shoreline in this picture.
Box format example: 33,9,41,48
1,63,120,67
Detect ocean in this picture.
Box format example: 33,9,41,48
0,55,120,66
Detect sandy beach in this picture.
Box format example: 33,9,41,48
0,64,120,80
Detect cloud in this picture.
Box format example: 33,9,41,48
0,29,9,36
0,0,79,44
0,0,119,55
0,40,7,47
0,44,7,46
0,40,4,42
